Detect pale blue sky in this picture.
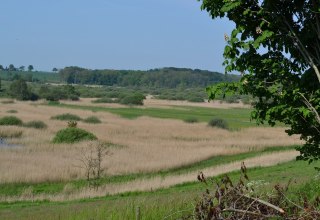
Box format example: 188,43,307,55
0,0,234,72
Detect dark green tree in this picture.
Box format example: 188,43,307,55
52,67,58,72
8,64,16,71
9,79,37,101
19,65,25,71
0,65,4,70
28,65,34,72
200,0,320,161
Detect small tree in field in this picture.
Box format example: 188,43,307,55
28,65,34,72
8,64,16,71
76,142,110,188
9,79,35,100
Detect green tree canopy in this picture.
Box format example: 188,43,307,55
28,65,34,72
19,66,25,71
201,0,320,161
9,79,37,101
8,64,16,71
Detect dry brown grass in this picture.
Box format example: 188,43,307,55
0,100,302,184
0,151,298,202
67,97,249,109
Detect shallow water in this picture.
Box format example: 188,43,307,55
0,138,21,148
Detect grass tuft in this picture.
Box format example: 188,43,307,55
6,110,18,113
0,130,23,138
0,116,23,126
23,121,47,129
51,113,82,121
0,100,14,104
83,116,102,124
208,118,229,130
184,117,199,123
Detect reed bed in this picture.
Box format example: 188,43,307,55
0,151,298,202
0,101,302,184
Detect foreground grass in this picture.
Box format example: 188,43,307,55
0,146,295,198
0,159,319,220
47,102,254,129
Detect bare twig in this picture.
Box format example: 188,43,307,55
222,208,275,218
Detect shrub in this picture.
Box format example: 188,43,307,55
51,113,82,121
6,110,17,113
184,117,199,123
1,100,14,104
0,130,23,138
67,121,78,128
47,100,60,105
0,116,23,126
9,79,38,101
53,127,97,143
187,96,204,103
120,93,145,105
83,116,101,124
39,85,80,101
23,121,47,129
92,97,117,103
224,95,240,103
208,118,229,130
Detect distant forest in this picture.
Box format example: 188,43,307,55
58,67,240,88
0,66,246,103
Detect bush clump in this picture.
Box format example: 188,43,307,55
184,117,199,123
39,85,80,101
23,121,47,129
83,116,101,124
120,93,145,105
92,97,117,103
187,96,204,103
51,113,82,121
0,116,23,126
208,118,229,130
1,100,15,104
53,127,97,143
6,110,18,113
0,130,23,138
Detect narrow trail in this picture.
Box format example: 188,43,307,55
103,150,298,195
3,150,298,202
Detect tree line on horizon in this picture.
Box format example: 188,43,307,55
58,66,240,88
0,64,34,72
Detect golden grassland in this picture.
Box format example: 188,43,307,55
1,150,298,202
0,100,302,184
61,96,250,109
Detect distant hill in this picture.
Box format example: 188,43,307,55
58,67,240,88
0,67,240,88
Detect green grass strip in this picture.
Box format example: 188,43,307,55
1,159,319,220
46,102,255,129
0,146,296,197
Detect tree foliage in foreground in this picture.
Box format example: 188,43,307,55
201,0,320,161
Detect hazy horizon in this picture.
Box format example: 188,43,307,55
1,0,234,73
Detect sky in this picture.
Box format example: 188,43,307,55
0,0,235,72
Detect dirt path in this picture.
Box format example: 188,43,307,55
103,150,298,195
2,150,298,202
